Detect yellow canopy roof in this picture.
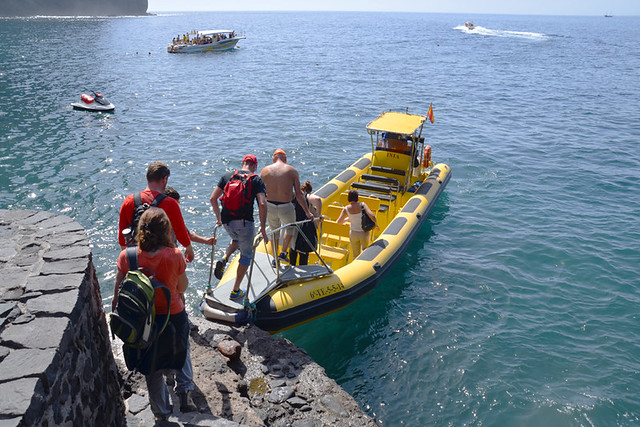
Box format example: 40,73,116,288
366,111,426,136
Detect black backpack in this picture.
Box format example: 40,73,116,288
123,192,167,246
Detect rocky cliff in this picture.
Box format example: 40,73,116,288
1,0,148,17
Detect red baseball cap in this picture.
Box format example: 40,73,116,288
242,154,257,164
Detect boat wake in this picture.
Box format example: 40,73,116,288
455,25,547,40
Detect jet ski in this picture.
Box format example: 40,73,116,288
71,91,115,112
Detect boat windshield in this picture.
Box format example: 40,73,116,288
375,132,412,155
368,111,426,155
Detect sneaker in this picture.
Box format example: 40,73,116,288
230,289,245,300
179,391,197,413
278,252,289,263
214,258,227,280
271,252,289,269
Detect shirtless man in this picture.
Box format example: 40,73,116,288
260,149,312,263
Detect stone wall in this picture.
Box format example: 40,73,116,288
0,209,125,426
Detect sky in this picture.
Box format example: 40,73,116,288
148,0,639,16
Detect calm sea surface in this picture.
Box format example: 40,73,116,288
1,12,639,425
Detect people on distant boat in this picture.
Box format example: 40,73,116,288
289,180,322,266
260,149,313,265
210,154,268,300
170,31,238,49
336,189,378,259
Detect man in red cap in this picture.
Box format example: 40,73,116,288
260,148,312,264
209,154,268,300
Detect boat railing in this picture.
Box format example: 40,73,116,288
266,216,331,276
244,216,331,304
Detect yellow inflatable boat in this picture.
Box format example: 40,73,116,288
200,110,451,333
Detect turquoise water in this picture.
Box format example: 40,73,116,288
1,12,639,425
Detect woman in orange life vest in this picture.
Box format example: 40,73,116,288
112,207,196,419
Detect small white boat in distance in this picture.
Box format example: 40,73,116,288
465,21,475,30
167,30,245,53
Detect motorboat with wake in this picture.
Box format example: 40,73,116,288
200,109,451,333
168,30,245,53
465,21,475,30
71,91,114,112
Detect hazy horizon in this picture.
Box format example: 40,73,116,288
148,0,639,16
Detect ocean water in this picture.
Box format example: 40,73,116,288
1,12,639,425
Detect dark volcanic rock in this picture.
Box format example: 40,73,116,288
217,339,242,361
1,0,148,17
114,317,378,426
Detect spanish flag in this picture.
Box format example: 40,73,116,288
427,103,435,124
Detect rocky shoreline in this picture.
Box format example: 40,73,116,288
117,317,377,426
0,208,376,426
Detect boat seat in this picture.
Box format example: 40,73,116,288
351,188,396,202
325,204,344,221
351,181,396,194
351,181,392,193
361,174,400,186
336,193,385,213
360,174,402,192
318,221,350,267
317,245,349,269
370,165,406,177
320,220,350,248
